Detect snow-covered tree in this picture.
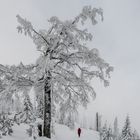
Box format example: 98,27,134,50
36,96,44,119
26,123,38,139
121,115,133,140
0,63,34,115
113,117,119,140
14,93,34,124
17,6,113,138
0,114,13,136
101,124,113,140
107,127,114,140
0,5,113,138
132,129,140,140
22,93,34,123
101,123,108,140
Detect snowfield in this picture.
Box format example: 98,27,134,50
1,123,99,140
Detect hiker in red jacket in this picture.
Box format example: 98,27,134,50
77,128,81,137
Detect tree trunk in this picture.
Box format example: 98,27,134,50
43,71,51,138
96,112,99,131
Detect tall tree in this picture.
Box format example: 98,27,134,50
16,6,113,138
0,6,113,138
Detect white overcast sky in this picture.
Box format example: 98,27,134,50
0,0,140,132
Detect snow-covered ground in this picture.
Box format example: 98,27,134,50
1,123,99,140
1,124,29,140
53,124,99,140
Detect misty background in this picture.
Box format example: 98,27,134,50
0,0,140,133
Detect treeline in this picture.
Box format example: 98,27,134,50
79,112,139,140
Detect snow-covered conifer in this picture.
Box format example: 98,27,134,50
121,115,132,140
101,124,113,140
19,93,34,124
0,114,13,136
107,127,114,140
132,129,140,140
101,123,108,140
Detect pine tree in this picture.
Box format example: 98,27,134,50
101,124,113,140
20,93,34,124
121,115,132,140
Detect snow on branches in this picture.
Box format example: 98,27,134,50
16,6,113,105
0,6,113,134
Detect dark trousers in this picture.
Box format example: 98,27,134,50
78,132,81,137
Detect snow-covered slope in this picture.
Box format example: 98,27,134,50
53,124,99,140
1,123,99,140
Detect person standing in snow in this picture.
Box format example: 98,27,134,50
77,128,81,137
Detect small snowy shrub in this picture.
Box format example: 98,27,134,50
0,114,14,136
